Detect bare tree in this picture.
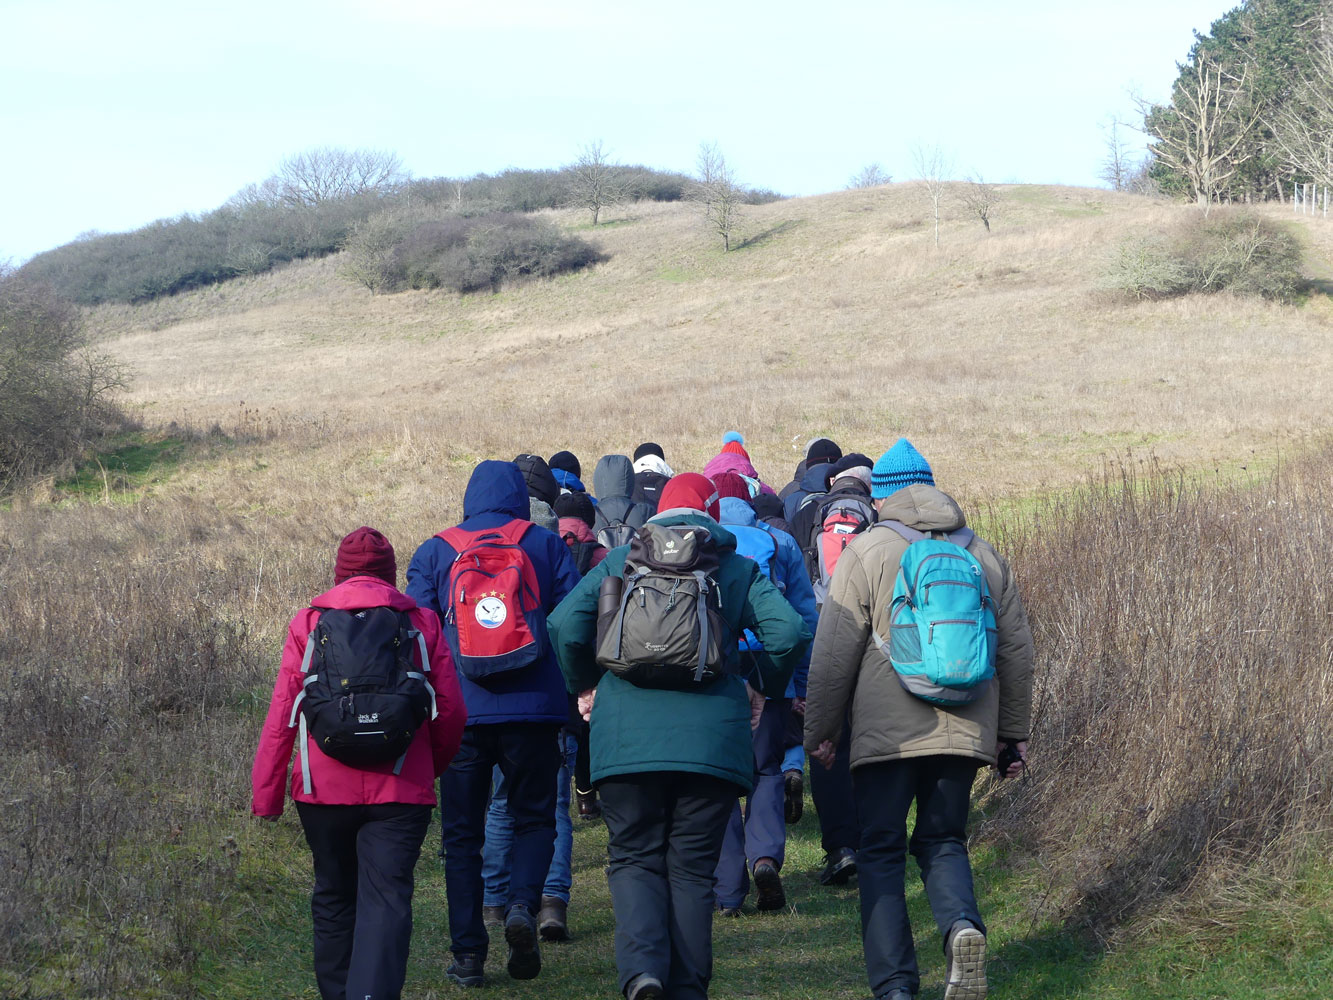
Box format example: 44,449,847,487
1100,119,1134,191
567,140,624,225
848,163,891,189
695,142,741,251
911,143,955,247
1268,34,1333,196
960,173,999,232
245,147,407,209
1135,51,1260,214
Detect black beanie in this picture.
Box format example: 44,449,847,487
832,452,873,475
554,491,596,529
549,450,581,478
633,442,665,461
805,437,842,466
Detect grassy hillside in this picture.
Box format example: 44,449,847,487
4,184,1333,998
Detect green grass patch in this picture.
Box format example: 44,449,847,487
657,265,702,283
192,792,1333,999
55,432,190,501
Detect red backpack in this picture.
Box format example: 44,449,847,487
809,495,877,606
437,521,545,684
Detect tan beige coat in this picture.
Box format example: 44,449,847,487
803,484,1034,768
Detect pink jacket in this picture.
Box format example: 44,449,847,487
558,516,608,569
701,452,778,496
251,576,466,817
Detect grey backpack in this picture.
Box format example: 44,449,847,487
594,523,731,689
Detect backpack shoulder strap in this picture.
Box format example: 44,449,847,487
876,519,925,543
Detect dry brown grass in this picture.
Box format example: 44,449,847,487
5,184,1333,994
91,184,1333,513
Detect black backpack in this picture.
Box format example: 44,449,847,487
563,532,603,576
290,607,437,792
594,523,732,689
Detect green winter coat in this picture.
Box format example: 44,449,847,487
548,513,813,793
803,484,1035,769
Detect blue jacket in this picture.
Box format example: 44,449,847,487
718,496,819,698
552,468,590,496
407,460,582,725
782,462,833,523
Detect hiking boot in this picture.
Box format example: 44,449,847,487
446,953,484,988
944,922,987,1000
538,895,569,942
626,972,665,1000
504,903,542,980
876,990,914,1000
819,846,857,886
576,788,601,819
482,904,505,931
783,770,804,824
752,861,786,911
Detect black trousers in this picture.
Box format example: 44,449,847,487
852,757,985,998
810,717,860,853
600,772,738,1000
295,801,432,1000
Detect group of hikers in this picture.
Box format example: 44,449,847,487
251,433,1035,1000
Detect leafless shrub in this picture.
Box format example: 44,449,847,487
980,450,1333,932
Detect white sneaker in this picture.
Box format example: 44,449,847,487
944,925,987,1000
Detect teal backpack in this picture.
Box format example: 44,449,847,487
873,521,997,706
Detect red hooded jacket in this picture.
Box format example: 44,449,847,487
251,576,467,816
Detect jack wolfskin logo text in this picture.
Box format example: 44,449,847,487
357,712,380,724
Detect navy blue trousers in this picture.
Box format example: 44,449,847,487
853,756,985,998
714,698,789,907
439,722,562,960
296,801,432,1000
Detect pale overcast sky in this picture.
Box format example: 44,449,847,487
1,0,1228,264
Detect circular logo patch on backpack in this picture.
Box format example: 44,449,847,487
475,595,508,629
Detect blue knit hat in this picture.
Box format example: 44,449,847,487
871,439,934,498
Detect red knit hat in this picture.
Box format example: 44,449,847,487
334,526,397,586
657,472,721,521
720,440,750,460
711,471,751,502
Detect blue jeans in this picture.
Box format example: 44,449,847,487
482,728,577,905
714,698,788,907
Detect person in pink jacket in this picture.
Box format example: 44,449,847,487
252,526,467,1000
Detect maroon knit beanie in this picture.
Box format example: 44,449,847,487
711,471,752,502
334,526,397,586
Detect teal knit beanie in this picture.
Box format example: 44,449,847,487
871,439,934,498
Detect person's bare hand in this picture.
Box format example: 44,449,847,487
578,688,597,722
811,739,837,770
255,814,279,822
746,684,765,731
996,740,1028,779
791,697,807,715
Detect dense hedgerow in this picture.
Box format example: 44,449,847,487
340,211,605,294
0,270,128,490
1103,211,1304,301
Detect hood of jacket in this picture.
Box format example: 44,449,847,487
462,460,529,520
552,468,586,494
593,454,636,500
558,516,597,544
877,483,966,533
702,451,760,482
647,511,738,553
632,454,674,478
799,462,834,494
514,454,559,506
310,576,417,612
717,495,758,528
